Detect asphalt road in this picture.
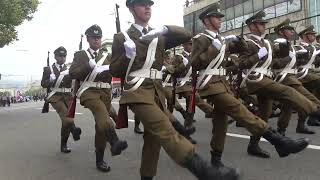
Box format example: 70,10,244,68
0,100,319,180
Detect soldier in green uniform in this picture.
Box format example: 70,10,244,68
237,11,319,158
296,25,320,126
111,0,240,179
173,41,215,128
41,46,82,153
272,19,320,135
161,50,195,133
69,25,128,172
191,3,309,165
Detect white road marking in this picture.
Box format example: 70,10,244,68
126,119,320,151
34,108,82,115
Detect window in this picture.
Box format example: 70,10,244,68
275,2,288,16
226,7,234,21
289,0,302,12
253,0,263,12
264,0,275,8
243,0,253,15
234,2,243,17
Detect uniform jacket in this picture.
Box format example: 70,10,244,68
238,35,276,94
69,49,112,104
272,38,301,86
190,31,242,97
296,42,320,84
41,64,71,103
110,25,192,106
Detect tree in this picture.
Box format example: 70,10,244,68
0,0,40,47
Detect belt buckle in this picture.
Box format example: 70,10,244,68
96,82,102,89
150,69,156,79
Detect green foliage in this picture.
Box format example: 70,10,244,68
0,0,40,47
25,87,42,96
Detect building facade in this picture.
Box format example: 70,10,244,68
184,0,319,36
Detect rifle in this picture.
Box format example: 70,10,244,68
188,69,197,113
42,51,51,113
66,34,83,118
234,22,245,99
170,76,177,113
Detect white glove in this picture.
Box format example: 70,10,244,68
224,35,239,42
212,39,222,50
96,65,110,73
274,38,287,44
124,39,136,59
161,66,167,71
140,26,168,41
258,47,268,59
289,51,295,59
182,56,189,66
60,70,69,75
296,49,307,54
50,74,56,82
89,59,96,68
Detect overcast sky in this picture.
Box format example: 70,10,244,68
0,0,185,82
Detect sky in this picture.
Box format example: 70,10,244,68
0,0,186,83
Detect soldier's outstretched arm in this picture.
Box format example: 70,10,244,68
163,26,192,50
190,35,219,71
69,51,91,81
237,41,260,69
172,55,190,76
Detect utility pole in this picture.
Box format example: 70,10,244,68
115,4,121,33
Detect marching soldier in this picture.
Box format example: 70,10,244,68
272,19,320,135
69,25,128,172
161,50,195,133
41,46,82,153
237,11,318,158
173,41,215,128
191,3,309,167
110,0,239,179
296,25,320,126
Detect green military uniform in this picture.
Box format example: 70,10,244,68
192,6,268,159
41,46,81,153
69,25,127,172
238,11,315,158
272,19,320,134
160,57,195,128
111,23,196,177
110,2,240,179
174,51,214,123
295,26,320,126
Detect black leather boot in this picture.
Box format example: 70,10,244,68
307,113,320,126
95,149,111,172
70,123,82,141
185,153,240,180
277,128,286,136
262,128,309,157
296,119,315,134
141,177,153,180
247,136,270,158
211,151,227,168
178,109,196,135
106,129,128,156
134,120,143,134
172,120,197,144
60,138,71,153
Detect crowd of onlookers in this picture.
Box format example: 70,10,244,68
0,95,45,107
